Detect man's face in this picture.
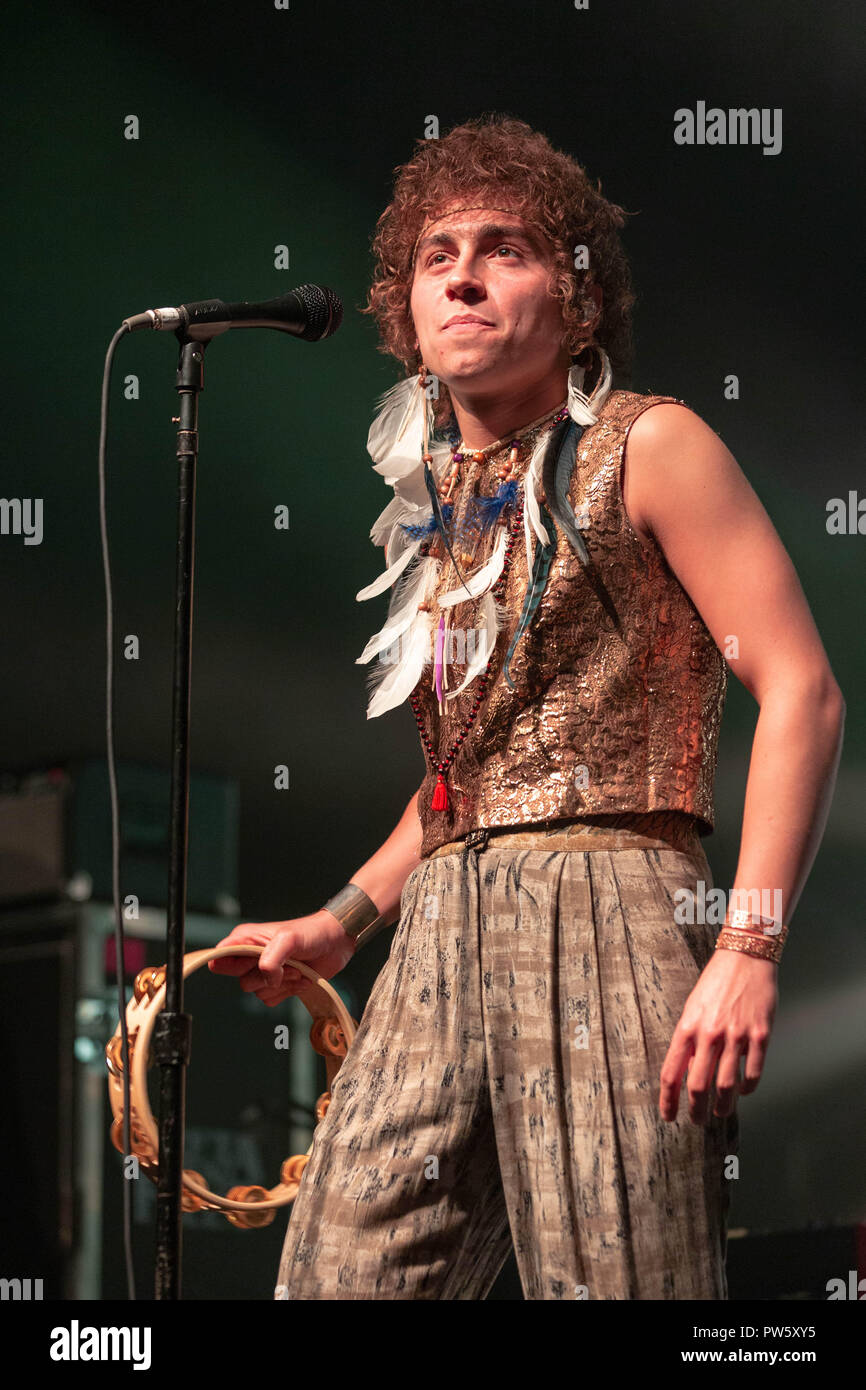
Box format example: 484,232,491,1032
409,205,568,401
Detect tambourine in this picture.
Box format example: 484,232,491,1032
106,945,357,1228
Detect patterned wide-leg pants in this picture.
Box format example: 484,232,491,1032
275,819,739,1300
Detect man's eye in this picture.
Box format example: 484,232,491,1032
425,244,520,267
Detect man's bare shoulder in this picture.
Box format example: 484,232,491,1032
627,397,711,442
615,399,837,705
621,400,725,545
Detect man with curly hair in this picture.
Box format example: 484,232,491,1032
214,115,844,1301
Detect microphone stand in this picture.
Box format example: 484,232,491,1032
152,334,207,1299
134,287,338,1297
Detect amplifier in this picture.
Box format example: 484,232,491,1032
0,757,239,917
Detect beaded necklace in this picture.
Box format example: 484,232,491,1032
409,402,570,813
355,346,613,757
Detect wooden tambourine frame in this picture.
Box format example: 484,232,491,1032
105,945,357,1228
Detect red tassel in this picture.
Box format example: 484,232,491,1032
431,772,449,811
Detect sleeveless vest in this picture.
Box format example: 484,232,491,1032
412,389,728,859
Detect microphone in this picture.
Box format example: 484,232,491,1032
122,283,343,342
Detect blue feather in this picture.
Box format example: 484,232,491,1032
472,478,519,534
423,457,470,595
398,503,453,541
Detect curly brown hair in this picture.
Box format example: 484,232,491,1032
362,113,637,425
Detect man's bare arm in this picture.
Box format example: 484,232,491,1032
212,782,427,997
624,403,846,1121
625,401,845,927
329,784,426,928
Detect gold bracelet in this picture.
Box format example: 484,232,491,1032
715,927,785,964
321,882,388,951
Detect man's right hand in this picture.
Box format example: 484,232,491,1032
208,910,357,1007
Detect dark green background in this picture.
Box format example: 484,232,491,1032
2,0,863,1289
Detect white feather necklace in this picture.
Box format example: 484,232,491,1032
356,351,613,719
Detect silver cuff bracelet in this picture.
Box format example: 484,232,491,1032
321,882,388,951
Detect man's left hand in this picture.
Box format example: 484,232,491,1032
659,948,778,1124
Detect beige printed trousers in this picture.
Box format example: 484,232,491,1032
275,816,738,1300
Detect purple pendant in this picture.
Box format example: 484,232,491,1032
434,613,446,706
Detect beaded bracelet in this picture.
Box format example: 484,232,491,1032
715,915,788,965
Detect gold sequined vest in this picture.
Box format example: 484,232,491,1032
413,389,728,859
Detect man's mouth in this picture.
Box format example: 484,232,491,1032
442,315,495,331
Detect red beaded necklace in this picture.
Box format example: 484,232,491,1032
409,405,568,813
409,492,525,811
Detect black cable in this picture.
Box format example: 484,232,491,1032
97,322,136,1300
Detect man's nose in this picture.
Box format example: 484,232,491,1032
446,260,486,295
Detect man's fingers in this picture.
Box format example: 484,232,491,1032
256,986,294,1006
738,1030,770,1095
658,1032,694,1121
258,936,299,988
209,953,259,977
240,967,298,993
712,1043,744,1117
240,967,297,993
255,972,306,1006
685,1037,725,1124
206,927,311,993
237,968,268,992
244,962,306,994
209,926,272,974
